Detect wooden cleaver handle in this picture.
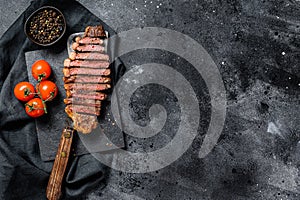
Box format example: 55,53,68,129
46,127,74,200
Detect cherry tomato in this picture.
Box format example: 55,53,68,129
36,80,58,101
14,82,35,102
32,60,52,81
25,98,45,118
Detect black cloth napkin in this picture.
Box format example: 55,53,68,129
0,0,125,199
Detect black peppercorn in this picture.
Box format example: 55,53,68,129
27,7,65,45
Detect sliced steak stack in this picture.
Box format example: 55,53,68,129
63,25,110,134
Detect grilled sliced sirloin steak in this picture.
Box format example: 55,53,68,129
63,76,111,84
64,59,109,68
64,25,111,134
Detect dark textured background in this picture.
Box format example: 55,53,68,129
1,0,300,199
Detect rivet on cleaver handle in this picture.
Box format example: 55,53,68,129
46,127,74,200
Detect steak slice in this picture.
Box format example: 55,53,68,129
65,106,98,134
64,98,101,108
69,52,109,61
65,88,107,95
72,43,105,52
66,90,107,100
84,25,106,38
75,37,104,45
65,104,101,116
63,67,111,77
63,75,111,84
64,83,111,91
64,59,110,69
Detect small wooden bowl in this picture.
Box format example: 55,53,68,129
24,6,66,46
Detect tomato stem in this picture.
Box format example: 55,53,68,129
42,100,48,114
25,103,34,112
37,73,46,82
43,90,55,102
24,88,31,97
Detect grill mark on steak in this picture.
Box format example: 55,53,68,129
63,76,111,84
69,52,109,61
64,59,110,69
63,67,110,77
64,83,111,91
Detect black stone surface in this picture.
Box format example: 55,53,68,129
1,0,300,199
82,1,300,199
